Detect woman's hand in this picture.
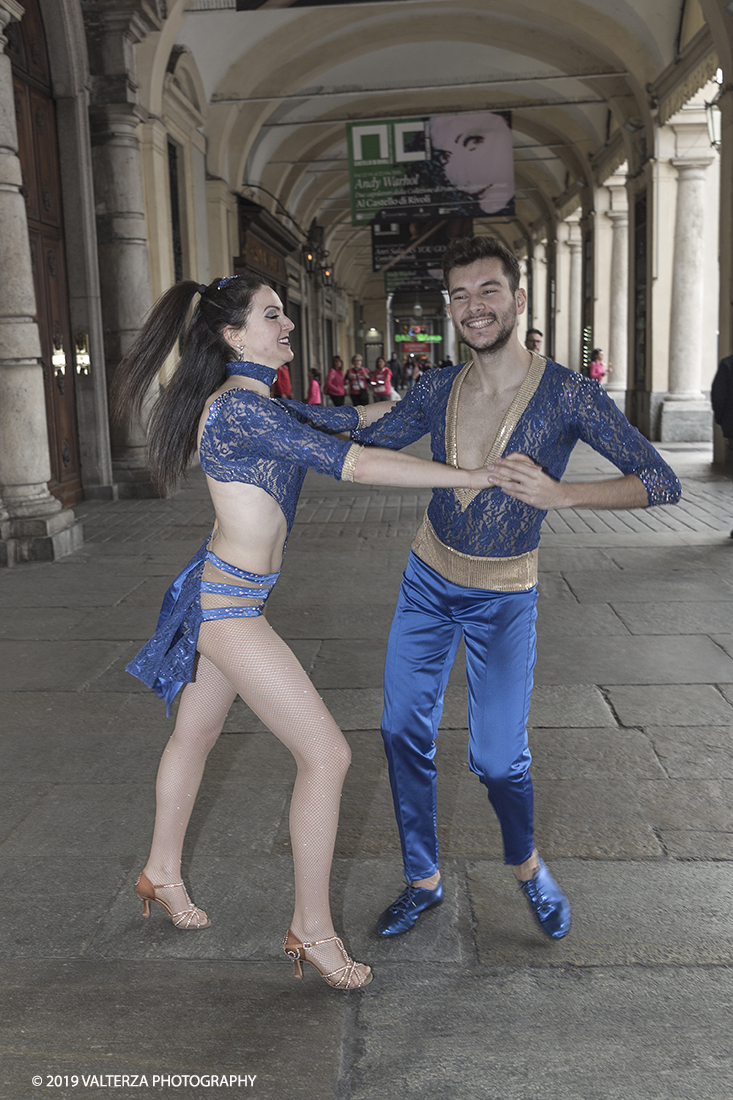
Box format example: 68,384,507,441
486,453,567,509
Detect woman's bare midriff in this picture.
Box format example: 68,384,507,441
205,477,288,577
197,384,288,580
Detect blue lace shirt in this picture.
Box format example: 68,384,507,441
352,359,681,558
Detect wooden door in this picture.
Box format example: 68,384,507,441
7,1,83,507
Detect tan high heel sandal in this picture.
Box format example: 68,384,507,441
134,871,210,930
283,928,373,989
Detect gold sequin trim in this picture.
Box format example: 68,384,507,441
412,515,538,591
340,443,364,482
447,353,547,513
355,405,369,430
445,360,474,469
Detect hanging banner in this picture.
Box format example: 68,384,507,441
371,217,473,273
374,217,473,296
237,0,410,7
349,110,514,225
384,270,443,295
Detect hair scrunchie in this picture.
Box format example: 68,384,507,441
197,284,208,295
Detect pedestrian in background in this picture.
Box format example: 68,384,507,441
346,354,370,405
307,368,322,405
389,352,403,389
712,353,733,538
273,362,292,399
589,349,609,384
406,358,422,390
525,328,543,353
324,355,346,406
370,356,392,402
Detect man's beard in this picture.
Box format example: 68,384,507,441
458,304,516,353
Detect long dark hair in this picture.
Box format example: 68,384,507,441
113,272,269,494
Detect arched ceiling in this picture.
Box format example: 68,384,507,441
158,0,718,300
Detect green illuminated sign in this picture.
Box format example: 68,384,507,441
394,333,442,342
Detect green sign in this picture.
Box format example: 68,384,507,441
348,118,428,224
394,333,442,343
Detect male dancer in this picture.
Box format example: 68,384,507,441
352,236,680,939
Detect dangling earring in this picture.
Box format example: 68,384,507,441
236,345,245,358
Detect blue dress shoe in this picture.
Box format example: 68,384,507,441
519,858,571,940
376,880,443,936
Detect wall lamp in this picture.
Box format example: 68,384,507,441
705,68,724,150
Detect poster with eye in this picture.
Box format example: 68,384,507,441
348,111,514,226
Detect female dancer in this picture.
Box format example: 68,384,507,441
115,273,492,990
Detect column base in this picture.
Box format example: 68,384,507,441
0,509,83,567
713,422,729,467
83,484,120,502
112,463,160,499
659,398,713,442
605,388,628,414
625,390,666,439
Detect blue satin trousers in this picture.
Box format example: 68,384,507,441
381,552,538,878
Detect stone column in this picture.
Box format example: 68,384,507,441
567,218,583,372
518,254,529,299
206,177,237,279
606,208,629,401
660,156,715,441
93,103,157,493
714,87,733,464
441,290,456,362
139,115,174,302
385,292,394,357
531,239,546,336
0,2,80,565
83,3,161,495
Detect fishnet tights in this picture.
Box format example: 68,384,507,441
142,614,369,984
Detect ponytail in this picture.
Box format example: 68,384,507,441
113,272,269,494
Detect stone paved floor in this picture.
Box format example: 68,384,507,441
1,439,732,1100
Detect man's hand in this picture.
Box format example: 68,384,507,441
487,453,568,509
487,453,649,511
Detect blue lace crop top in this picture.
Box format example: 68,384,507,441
352,359,682,559
199,389,360,533
125,390,360,714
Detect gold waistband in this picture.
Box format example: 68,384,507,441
411,515,538,591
